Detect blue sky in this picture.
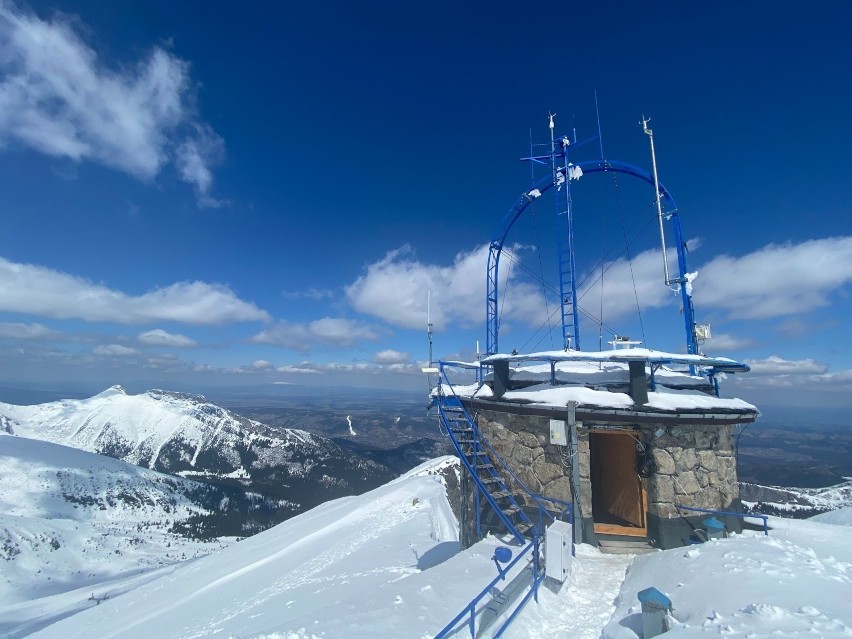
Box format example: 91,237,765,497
0,1,850,407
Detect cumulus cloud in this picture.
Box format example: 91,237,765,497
0,257,269,324
251,317,381,352
371,349,411,365
92,344,138,357
138,328,197,347
276,362,322,374
275,359,421,375
695,237,852,319
0,3,223,204
744,355,828,375
702,333,753,352
0,321,57,339
345,244,544,331
344,236,852,342
576,246,680,321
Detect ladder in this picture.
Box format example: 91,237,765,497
437,395,538,544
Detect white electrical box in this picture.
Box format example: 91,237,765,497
549,419,568,446
545,520,573,583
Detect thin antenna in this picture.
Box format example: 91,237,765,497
594,91,605,160
549,112,557,186
642,116,672,287
427,290,433,367
529,128,535,186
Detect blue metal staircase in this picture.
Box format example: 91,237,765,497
438,395,538,544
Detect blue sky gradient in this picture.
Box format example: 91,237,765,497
0,1,850,407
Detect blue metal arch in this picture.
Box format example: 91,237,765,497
486,159,697,356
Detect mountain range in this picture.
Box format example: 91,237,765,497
0,386,396,536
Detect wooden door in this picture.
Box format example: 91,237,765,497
590,431,647,534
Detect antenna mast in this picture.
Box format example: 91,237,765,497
643,116,672,288
427,290,433,367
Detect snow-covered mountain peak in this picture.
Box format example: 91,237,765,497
0,387,328,474
96,384,128,397
0,387,396,526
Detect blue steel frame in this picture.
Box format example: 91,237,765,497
486,159,699,358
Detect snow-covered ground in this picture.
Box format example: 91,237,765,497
0,434,230,637
4,452,846,639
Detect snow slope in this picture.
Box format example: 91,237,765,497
741,478,852,517
27,457,470,639
0,387,396,524
603,516,852,638
0,433,230,636
10,453,852,639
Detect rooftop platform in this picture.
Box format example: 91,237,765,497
436,348,758,426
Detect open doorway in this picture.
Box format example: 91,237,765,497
589,430,647,536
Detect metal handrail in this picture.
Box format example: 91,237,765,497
437,399,530,544
433,539,537,639
674,503,769,536
439,362,571,530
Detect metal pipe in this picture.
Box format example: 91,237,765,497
643,117,671,287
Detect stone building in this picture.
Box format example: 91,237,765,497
444,348,757,550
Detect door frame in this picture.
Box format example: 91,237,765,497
589,429,648,537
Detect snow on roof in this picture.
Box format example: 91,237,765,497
436,347,757,415
482,348,750,372
450,381,757,414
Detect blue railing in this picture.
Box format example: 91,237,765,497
433,362,576,638
674,504,769,536
433,539,542,639
437,362,573,535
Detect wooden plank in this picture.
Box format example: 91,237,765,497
594,523,648,537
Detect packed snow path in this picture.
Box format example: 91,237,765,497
501,544,632,639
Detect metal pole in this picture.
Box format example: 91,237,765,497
642,117,671,287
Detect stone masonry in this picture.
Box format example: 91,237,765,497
645,424,738,518
471,408,739,532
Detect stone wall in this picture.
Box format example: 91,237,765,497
474,409,739,520
645,424,738,518
475,410,573,508
464,407,741,548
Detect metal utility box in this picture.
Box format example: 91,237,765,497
703,516,725,540
549,419,568,446
545,520,572,582
637,587,672,638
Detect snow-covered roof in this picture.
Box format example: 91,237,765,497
483,348,750,373
438,349,758,419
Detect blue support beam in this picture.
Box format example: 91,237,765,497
486,159,685,356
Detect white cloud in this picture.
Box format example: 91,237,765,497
175,125,225,207
138,329,197,347
744,355,828,375
275,359,420,376
576,246,680,321
345,244,544,331
702,333,753,351
0,321,56,339
276,363,322,374
372,349,411,365
250,359,273,370
0,257,269,324
0,3,222,204
92,344,138,357
695,237,852,319
251,317,381,352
